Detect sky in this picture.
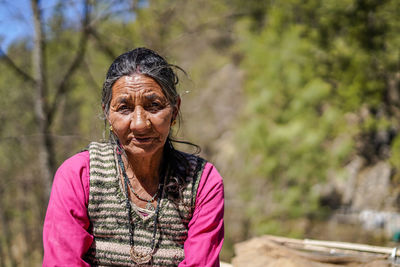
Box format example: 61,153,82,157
0,0,60,51
0,0,136,51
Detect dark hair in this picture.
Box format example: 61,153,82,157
102,47,198,199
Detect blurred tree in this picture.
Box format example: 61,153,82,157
231,0,400,238
0,0,139,265
1,0,91,200
0,0,239,264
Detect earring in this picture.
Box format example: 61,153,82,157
146,120,151,127
109,125,113,131
171,120,176,126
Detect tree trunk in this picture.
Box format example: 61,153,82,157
31,0,53,199
0,206,18,267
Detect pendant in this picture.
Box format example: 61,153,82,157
130,247,152,264
146,201,155,211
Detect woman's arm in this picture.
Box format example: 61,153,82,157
179,162,224,267
43,151,93,267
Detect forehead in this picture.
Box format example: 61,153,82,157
111,74,165,97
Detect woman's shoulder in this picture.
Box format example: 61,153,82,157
58,150,90,172
59,141,112,170
54,151,90,187
87,141,114,152
200,161,223,188
51,150,91,211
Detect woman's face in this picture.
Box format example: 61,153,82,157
108,74,176,158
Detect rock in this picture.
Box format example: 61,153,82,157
231,236,391,267
352,161,391,211
341,156,365,206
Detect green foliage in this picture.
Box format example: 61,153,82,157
233,0,400,237
390,135,400,167
236,18,346,216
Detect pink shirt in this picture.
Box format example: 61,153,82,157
43,151,224,266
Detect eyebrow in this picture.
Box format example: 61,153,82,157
144,93,164,101
113,96,130,104
112,93,165,104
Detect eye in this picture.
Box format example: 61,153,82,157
117,105,130,114
147,101,164,112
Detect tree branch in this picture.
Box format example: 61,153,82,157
88,27,117,59
47,0,91,125
0,48,35,84
83,57,101,89
32,0,48,123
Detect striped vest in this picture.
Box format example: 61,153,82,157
85,142,205,266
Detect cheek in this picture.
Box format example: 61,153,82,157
109,113,130,130
151,113,172,135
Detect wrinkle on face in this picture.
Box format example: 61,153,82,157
107,74,175,159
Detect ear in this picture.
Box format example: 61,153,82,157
173,96,181,120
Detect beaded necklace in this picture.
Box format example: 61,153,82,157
115,146,166,264
126,177,158,211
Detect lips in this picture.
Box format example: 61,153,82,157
131,136,156,144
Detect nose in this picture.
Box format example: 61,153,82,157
130,106,149,132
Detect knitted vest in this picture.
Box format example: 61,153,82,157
84,142,205,266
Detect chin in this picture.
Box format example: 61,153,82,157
124,145,164,158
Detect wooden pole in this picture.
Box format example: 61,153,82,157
266,235,400,257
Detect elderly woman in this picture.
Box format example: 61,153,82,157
43,48,224,266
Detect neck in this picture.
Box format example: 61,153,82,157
123,148,164,191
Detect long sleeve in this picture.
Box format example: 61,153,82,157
43,151,93,267
179,162,224,267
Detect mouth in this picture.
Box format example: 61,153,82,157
131,136,155,144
